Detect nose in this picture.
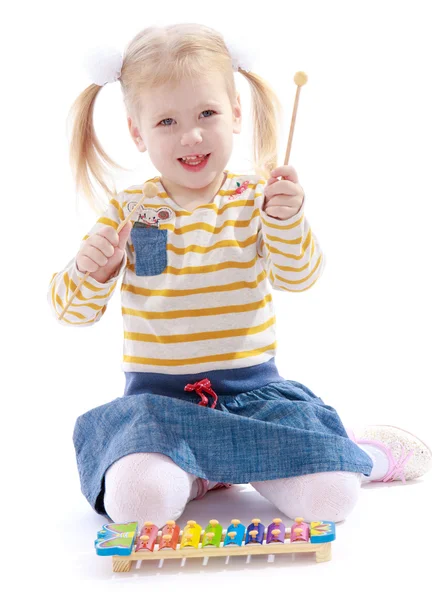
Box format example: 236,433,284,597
180,127,203,147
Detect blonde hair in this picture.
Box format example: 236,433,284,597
68,23,283,214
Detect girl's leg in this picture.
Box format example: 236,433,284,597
104,452,200,530
250,471,362,523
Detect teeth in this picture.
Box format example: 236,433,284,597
181,154,207,163
181,154,208,165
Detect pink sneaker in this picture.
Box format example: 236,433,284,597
347,425,432,483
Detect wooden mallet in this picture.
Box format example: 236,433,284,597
284,71,308,166
58,181,159,321
263,71,307,214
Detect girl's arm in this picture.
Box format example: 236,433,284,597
257,191,326,292
47,194,128,325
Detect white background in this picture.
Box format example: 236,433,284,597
2,0,432,596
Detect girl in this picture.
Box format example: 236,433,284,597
48,23,431,530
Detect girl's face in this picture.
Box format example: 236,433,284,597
128,71,241,191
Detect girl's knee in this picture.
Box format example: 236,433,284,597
103,452,197,527
252,471,362,524
299,471,362,523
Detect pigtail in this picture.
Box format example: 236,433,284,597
238,69,283,181
67,84,128,215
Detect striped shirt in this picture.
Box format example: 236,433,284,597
48,170,325,375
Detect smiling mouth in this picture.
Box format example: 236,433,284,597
178,153,211,165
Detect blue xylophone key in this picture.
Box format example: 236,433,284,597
224,519,246,546
245,518,265,545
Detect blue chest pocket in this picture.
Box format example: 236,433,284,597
130,225,168,276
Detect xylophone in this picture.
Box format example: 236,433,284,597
95,516,336,571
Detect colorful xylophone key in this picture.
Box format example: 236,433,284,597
202,519,223,547
266,517,286,544
159,520,181,551
245,518,265,545
180,520,202,549
224,518,246,546
135,521,158,552
290,517,310,543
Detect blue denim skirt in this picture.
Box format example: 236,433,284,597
72,359,373,517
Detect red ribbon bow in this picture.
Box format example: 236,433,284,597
184,378,218,409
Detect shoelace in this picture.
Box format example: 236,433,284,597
184,378,218,409
349,430,415,484
380,441,414,484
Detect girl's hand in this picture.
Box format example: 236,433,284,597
76,221,132,284
263,165,305,220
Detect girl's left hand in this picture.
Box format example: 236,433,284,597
263,165,305,220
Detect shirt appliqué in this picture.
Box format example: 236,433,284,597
126,202,175,228
227,179,250,200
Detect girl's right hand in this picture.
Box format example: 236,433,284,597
76,221,133,284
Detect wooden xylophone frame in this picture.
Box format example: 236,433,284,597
110,527,332,572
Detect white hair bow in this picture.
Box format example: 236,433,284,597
82,36,256,86
82,45,123,86
223,36,258,73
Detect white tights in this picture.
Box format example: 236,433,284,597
103,452,364,530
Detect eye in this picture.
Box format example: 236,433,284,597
158,110,216,127
201,110,216,118
159,118,174,127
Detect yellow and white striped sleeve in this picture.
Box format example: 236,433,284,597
47,194,127,326
257,191,325,292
